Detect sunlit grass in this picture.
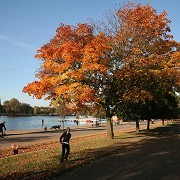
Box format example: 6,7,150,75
0,133,127,179
0,123,167,179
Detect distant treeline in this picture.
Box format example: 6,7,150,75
0,98,56,116
0,95,179,120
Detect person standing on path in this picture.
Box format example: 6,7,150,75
60,127,71,162
42,119,44,129
76,120,79,126
0,121,6,137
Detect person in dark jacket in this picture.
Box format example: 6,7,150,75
0,122,6,137
60,127,71,162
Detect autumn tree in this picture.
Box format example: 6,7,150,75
23,3,179,139
23,23,115,138
94,2,180,130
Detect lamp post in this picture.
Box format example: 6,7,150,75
57,103,66,130
62,113,65,130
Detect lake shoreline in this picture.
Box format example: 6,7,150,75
0,115,106,131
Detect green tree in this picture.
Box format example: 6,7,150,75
33,106,38,116
9,98,21,115
20,103,33,114
3,98,21,115
0,102,4,114
3,100,11,114
118,90,180,131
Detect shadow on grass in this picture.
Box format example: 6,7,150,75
139,122,180,137
56,122,180,179
1,122,179,180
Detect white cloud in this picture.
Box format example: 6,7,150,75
0,63,35,73
0,33,36,50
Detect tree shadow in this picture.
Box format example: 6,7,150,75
1,122,179,180
139,122,180,137
57,121,180,179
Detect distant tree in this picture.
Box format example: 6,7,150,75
3,101,11,114
9,98,21,115
55,102,66,117
3,98,21,115
33,106,38,116
0,104,5,114
38,107,56,115
2,98,55,115
20,103,33,114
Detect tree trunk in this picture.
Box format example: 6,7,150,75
105,107,114,139
147,119,151,130
162,119,164,125
136,120,140,132
106,117,114,139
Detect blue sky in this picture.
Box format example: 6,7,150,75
0,0,179,107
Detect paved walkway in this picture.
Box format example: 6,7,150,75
0,122,144,149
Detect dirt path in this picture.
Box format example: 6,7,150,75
58,121,180,180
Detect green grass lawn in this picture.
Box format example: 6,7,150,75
0,135,121,179
0,123,168,180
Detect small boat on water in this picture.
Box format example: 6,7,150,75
57,116,102,125
77,117,99,124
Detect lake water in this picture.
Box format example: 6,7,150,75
0,115,103,131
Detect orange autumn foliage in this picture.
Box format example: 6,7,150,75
23,23,110,111
23,2,180,114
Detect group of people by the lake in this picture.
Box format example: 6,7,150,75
1,119,71,162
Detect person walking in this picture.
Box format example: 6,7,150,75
42,119,44,129
60,127,71,163
76,120,79,126
0,121,6,137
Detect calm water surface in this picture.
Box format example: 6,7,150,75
0,115,88,131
